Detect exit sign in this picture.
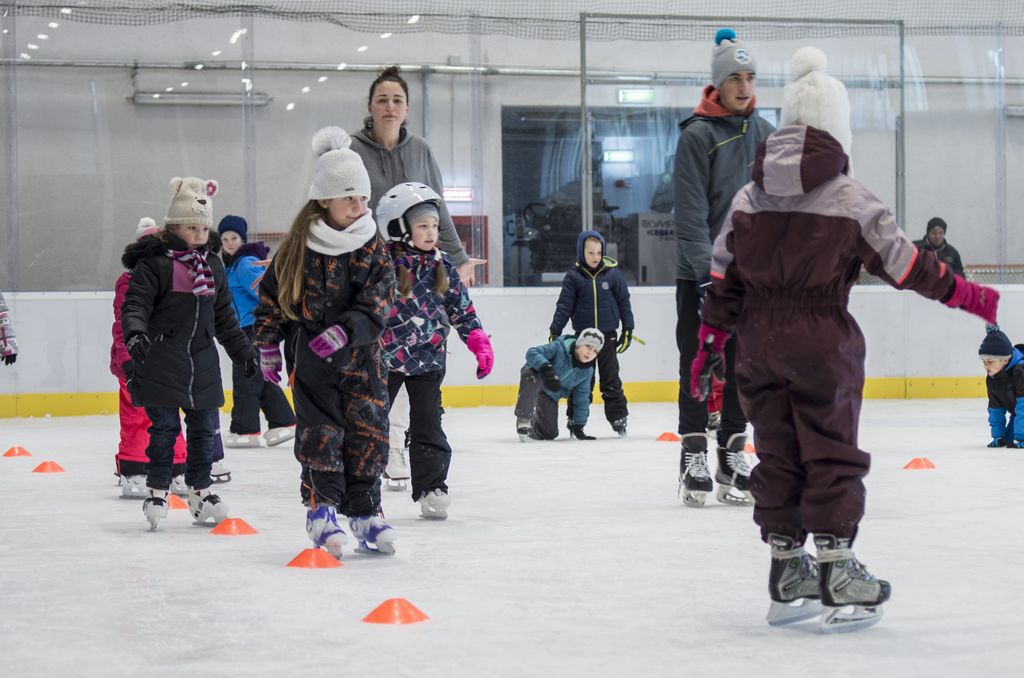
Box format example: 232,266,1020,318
618,88,654,104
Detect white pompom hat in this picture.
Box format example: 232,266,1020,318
134,216,159,241
780,47,852,156
307,126,372,201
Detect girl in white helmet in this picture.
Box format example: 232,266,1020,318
376,182,494,520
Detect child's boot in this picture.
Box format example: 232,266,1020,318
348,514,397,555
715,433,753,506
142,488,169,530
679,433,712,508
187,486,229,525
384,445,410,492
306,505,348,558
814,534,891,633
766,533,822,625
120,474,147,499
418,488,451,520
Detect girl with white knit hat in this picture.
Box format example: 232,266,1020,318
252,127,398,558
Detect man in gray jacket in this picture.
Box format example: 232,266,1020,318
673,28,774,508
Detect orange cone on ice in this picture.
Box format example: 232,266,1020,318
656,432,681,442
168,494,188,510
4,446,31,457
32,461,65,473
362,598,429,625
286,548,342,569
211,518,258,535
903,457,936,470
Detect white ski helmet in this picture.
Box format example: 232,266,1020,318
375,182,442,243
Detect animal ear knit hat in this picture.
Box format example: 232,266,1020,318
711,28,757,90
165,177,218,227
308,126,372,201
780,46,853,156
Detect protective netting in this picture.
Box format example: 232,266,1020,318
9,1,1024,38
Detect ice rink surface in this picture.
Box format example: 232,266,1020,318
2,400,1023,677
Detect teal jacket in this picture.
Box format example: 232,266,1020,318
525,336,594,426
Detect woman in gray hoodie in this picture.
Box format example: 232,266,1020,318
351,65,486,286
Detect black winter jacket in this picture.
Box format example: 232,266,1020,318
121,231,255,409
549,230,634,335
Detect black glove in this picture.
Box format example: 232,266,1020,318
2,354,15,366
568,423,595,440
617,329,633,354
239,355,259,379
126,333,151,364
539,363,562,391
548,332,558,343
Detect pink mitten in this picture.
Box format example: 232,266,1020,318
259,345,282,384
943,276,998,325
466,328,494,379
689,323,730,401
308,325,348,358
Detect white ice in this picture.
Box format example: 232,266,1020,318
2,400,1023,677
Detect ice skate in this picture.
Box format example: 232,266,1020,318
119,474,147,499
814,534,891,634
611,417,628,438
306,505,348,559
383,446,410,492
223,432,262,448
169,474,187,497
142,488,169,531
210,461,231,484
348,515,397,556
187,486,229,525
766,534,822,626
418,488,451,520
516,416,531,442
715,433,754,506
679,434,712,508
263,426,295,447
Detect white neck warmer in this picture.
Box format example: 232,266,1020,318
306,211,376,256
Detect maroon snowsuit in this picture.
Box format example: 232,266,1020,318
701,125,955,542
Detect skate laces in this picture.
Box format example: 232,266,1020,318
684,451,711,480
727,448,752,476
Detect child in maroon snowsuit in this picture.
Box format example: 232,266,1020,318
691,47,999,633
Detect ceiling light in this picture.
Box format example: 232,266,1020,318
180,81,189,87
336,62,347,71
19,53,30,59
318,76,328,83
60,8,72,15
240,61,247,70
241,78,252,92
408,15,420,24
357,45,367,52
37,34,49,40
286,102,295,111
211,50,222,56
229,28,247,44
152,93,161,99
165,86,174,92
2,29,8,35
381,32,392,39
48,22,59,28
301,86,310,93
132,91,272,106
27,43,39,50
193,63,204,70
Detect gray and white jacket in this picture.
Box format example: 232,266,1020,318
0,291,16,358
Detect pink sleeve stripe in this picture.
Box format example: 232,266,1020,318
896,247,919,285
710,270,726,280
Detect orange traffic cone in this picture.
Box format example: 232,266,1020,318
4,446,31,457
286,548,342,569
903,457,936,470
32,461,65,473
743,442,756,455
656,432,681,442
168,494,188,510
362,598,429,624
211,518,258,535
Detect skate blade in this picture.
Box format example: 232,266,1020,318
820,605,884,634
120,493,147,500
224,439,261,449
716,485,753,507
518,433,529,442
682,490,708,508
384,478,409,492
420,510,448,521
766,599,823,626
355,540,396,556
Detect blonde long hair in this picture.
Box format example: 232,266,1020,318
273,200,326,320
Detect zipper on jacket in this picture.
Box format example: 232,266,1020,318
706,118,751,156
589,271,599,330
186,295,199,408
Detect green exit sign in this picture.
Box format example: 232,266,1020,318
618,88,654,104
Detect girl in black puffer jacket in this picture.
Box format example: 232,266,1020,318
121,177,256,530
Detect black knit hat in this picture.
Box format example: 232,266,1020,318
979,325,1013,357
927,217,947,234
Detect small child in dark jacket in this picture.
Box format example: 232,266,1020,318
515,328,604,441
549,230,634,436
979,326,1024,448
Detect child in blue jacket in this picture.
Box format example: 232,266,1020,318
549,230,634,435
979,325,1024,448
515,329,604,441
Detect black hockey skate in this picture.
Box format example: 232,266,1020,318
715,433,753,506
814,534,891,634
679,434,713,508
611,417,627,438
766,534,822,626
516,417,531,442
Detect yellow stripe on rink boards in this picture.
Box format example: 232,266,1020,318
0,377,989,418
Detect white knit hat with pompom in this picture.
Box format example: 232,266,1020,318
134,216,159,241
780,47,852,156
307,126,372,201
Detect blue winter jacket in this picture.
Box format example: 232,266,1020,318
549,230,634,336
525,336,595,426
224,242,269,329
986,347,1024,442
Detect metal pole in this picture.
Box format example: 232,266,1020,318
241,11,257,229
994,23,1007,281
1,2,19,292
896,20,906,231
579,13,591,233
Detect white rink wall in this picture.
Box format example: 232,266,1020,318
1,285,1017,397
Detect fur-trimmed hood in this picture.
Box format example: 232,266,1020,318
122,230,222,269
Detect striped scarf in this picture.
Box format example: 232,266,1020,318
167,247,215,296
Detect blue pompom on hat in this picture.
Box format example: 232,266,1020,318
979,324,1013,358
217,215,248,242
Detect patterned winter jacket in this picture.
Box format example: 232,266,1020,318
549,230,634,336
381,246,483,376
524,336,595,426
0,291,16,358
985,346,1024,443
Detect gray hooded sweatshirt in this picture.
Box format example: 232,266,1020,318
351,124,469,266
